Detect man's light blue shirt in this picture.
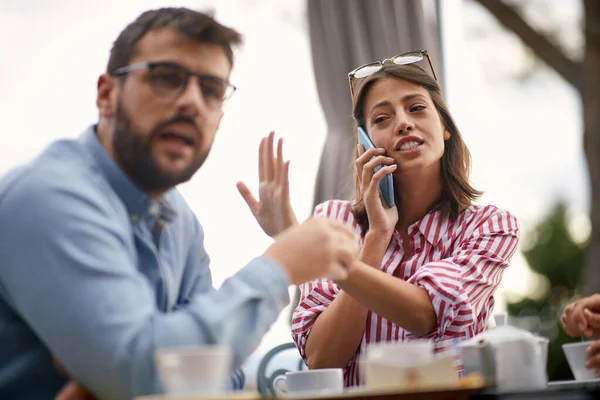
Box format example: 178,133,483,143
0,126,291,399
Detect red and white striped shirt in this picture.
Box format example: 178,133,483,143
291,200,519,386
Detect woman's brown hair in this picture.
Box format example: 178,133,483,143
351,63,482,231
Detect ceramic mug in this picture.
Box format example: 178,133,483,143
272,368,344,396
154,345,232,395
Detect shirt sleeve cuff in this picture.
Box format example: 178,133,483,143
409,268,462,337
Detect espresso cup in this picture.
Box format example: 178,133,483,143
563,342,596,381
272,368,344,396
154,345,232,395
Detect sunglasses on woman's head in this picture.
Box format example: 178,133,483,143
347,50,437,98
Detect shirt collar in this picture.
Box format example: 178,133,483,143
413,207,452,246
79,125,175,223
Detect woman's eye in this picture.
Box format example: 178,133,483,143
373,116,387,124
410,105,426,112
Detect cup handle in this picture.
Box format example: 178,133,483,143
272,374,288,396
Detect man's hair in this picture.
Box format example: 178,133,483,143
106,7,242,73
351,63,482,230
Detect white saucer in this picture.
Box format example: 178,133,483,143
284,388,344,399
547,378,600,390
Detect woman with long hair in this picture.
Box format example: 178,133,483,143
238,51,520,386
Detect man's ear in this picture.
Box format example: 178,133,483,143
443,129,451,141
97,74,118,118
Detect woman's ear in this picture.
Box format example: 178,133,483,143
443,129,451,141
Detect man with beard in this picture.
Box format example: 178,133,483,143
0,8,359,400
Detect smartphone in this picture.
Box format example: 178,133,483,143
357,126,395,208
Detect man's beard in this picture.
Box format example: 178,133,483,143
112,100,208,194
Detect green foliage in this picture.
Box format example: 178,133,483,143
508,200,587,381
522,202,585,295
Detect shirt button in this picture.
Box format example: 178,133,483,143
131,214,139,223
416,248,422,253
148,202,160,216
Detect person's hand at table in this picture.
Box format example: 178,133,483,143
562,294,600,378
561,294,600,339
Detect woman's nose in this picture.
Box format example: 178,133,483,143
396,119,414,135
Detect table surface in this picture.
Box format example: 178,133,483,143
135,382,483,400
136,387,479,400
135,379,600,400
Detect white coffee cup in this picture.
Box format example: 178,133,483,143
563,342,596,381
272,368,344,396
154,345,232,395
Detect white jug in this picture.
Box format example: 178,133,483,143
457,326,549,391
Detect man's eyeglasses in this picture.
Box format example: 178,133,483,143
112,61,236,109
348,50,436,98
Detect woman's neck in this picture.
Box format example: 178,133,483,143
394,165,442,232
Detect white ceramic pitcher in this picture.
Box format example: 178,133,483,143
457,326,549,391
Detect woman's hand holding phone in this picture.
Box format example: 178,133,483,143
356,144,398,236
237,131,298,238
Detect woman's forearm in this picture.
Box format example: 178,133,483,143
304,291,368,369
304,231,390,369
338,261,437,336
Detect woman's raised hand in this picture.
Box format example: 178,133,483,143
355,144,398,236
237,131,298,238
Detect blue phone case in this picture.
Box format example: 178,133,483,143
357,126,395,208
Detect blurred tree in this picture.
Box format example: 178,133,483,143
472,0,600,296
508,200,586,380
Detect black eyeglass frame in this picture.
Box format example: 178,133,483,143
111,60,237,107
